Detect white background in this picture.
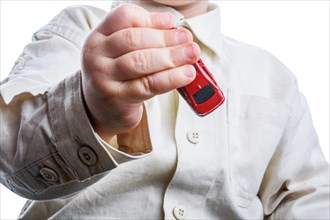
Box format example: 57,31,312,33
0,0,329,219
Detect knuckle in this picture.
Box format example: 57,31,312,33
115,4,135,18
168,48,178,67
124,30,140,49
113,3,150,27
132,52,149,73
114,4,141,23
82,35,97,55
165,70,174,87
163,30,172,47
140,76,155,98
82,33,104,60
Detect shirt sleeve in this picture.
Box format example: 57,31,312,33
0,5,106,104
260,91,329,219
0,5,152,200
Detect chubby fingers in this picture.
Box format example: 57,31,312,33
119,64,197,102
110,42,200,81
105,28,193,58
97,3,175,36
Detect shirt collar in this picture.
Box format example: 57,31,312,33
112,1,223,58
183,3,223,59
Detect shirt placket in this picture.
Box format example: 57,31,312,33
162,18,230,218
162,87,230,219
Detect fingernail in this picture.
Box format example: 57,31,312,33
184,65,196,78
185,44,197,59
177,30,189,44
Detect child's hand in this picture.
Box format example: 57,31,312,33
81,3,200,141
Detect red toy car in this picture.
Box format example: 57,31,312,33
177,58,225,116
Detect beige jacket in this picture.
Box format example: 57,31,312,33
0,2,329,219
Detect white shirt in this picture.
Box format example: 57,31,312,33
0,1,329,219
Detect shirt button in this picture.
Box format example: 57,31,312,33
40,167,58,182
187,130,200,144
173,205,186,220
78,146,97,166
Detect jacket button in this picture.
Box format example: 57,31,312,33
78,146,97,166
173,205,186,220
187,130,200,144
40,167,58,182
